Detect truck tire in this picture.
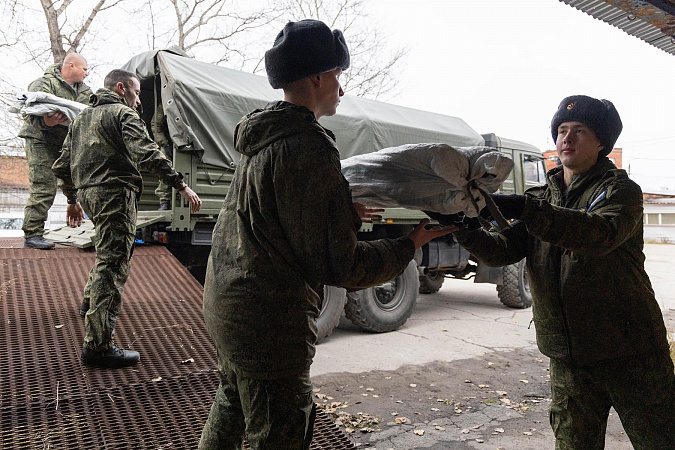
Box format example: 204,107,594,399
345,260,420,332
317,286,347,342
497,259,533,309
419,271,444,294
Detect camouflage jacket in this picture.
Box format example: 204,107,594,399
456,157,669,367
18,64,92,145
202,101,415,379
53,88,184,203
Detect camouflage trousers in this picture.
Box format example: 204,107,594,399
154,144,173,204
549,351,675,450
22,138,61,238
198,352,316,450
79,186,137,351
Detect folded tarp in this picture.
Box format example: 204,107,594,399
341,143,514,217
9,92,88,126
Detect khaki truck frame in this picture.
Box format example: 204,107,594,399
122,49,547,340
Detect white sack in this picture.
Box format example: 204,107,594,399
341,143,514,216
9,92,89,126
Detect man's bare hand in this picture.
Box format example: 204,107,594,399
178,185,202,213
66,202,85,227
353,202,384,223
408,218,457,250
44,112,68,127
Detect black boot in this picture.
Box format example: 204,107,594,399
81,345,140,368
79,300,89,317
24,236,55,249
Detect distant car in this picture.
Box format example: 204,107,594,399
0,213,24,237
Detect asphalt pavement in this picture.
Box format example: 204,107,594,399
311,243,675,449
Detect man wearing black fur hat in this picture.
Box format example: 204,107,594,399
442,95,675,448
198,19,454,449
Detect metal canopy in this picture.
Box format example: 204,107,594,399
559,0,675,55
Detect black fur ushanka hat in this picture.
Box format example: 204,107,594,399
265,19,350,89
551,95,623,157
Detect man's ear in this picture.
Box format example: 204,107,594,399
309,73,321,88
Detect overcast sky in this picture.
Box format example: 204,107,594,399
369,0,675,193
6,0,675,192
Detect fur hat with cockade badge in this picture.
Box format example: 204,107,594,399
551,95,623,158
265,19,350,89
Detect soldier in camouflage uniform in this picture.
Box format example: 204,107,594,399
444,96,675,449
151,102,174,210
52,69,202,369
18,53,92,249
198,20,454,450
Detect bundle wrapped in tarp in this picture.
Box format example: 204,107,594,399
9,92,88,126
341,143,514,219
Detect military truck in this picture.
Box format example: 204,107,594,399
121,49,547,340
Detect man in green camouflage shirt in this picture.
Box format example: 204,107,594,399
444,96,675,449
52,69,202,369
198,20,454,449
18,53,92,249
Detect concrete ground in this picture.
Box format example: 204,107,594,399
311,244,675,449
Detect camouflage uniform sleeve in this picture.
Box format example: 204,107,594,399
273,133,415,290
454,223,529,268
26,76,54,127
120,109,183,189
52,128,77,203
520,178,643,256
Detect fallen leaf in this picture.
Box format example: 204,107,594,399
391,412,398,416
366,388,374,391
394,417,407,424
55,324,64,329
487,362,495,368
413,429,424,436
315,393,327,400
496,390,508,396
461,428,469,434
523,431,533,436
345,427,355,434
372,394,379,398
430,407,439,411
464,379,472,383
385,376,392,379
409,383,417,388
476,438,484,443
500,398,511,405
181,358,194,364
396,400,403,404
478,384,489,388
435,426,445,431
495,428,505,433
519,380,529,384
152,376,162,382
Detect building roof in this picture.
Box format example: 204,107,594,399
560,0,675,55
0,155,28,188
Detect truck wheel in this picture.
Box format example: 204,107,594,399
345,260,420,332
497,259,532,309
317,286,347,342
419,271,444,294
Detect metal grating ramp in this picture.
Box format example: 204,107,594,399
0,243,354,449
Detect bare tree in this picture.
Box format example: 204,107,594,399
39,0,128,63
271,0,407,100
142,0,279,68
